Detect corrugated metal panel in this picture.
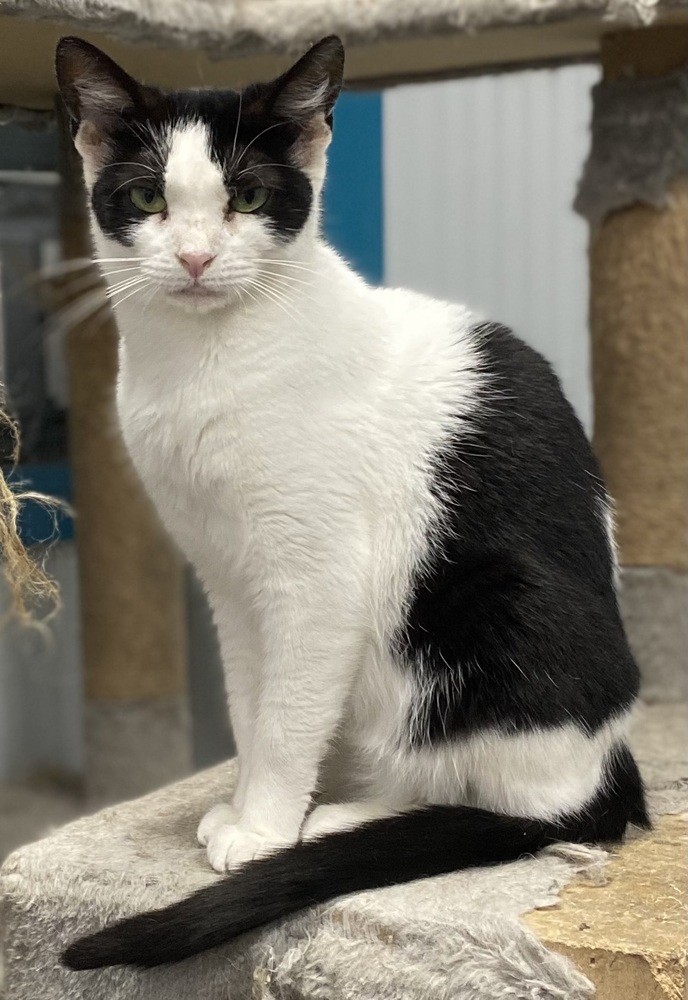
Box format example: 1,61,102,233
0,543,83,780
383,65,599,429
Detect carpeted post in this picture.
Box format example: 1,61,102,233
57,109,192,804
575,26,688,703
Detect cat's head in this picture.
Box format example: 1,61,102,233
55,36,344,312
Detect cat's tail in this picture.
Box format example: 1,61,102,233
62,745,648,971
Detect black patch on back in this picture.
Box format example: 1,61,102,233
91,85,313,245
397,322,640,744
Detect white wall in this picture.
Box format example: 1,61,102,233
383,65,598,430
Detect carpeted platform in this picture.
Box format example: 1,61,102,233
1,703,685,1000
0,777,84,998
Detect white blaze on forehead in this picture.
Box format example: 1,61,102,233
163,120,227,220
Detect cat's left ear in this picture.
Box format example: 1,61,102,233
55,37,144,179
270,36,345,127
56,37,143,129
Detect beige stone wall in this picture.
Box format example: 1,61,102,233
58,112,191,798
590,177,688,571
586,27,688,701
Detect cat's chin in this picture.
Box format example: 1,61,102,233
166,287,234,314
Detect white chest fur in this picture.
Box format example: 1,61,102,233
116,320,358,584
113,250,492,818
115,252,478,609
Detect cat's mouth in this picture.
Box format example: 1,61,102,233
166,284,232,311
169,285,224,300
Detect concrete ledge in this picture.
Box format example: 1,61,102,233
84,697,192,805
619,568,688,703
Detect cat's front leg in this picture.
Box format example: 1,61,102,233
197,588,260,847
204,566,366,872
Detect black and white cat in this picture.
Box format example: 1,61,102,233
55,35,648,970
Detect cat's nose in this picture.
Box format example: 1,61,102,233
177,252,215,280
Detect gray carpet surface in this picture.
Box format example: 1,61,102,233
2,702,685,1000
1,0,672,62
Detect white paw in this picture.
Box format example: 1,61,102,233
197,803,239,847
301,802,398,841
206,824,291,873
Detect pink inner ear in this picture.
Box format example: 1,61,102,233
74,120,111,176
290,116,333,170
76,120,106,149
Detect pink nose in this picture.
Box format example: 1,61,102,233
177,252,215,280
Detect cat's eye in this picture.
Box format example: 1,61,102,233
230,187,270,214
129,187,167,214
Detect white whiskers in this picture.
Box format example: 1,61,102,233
229,120,292,175
102,161,157,175
252,258,319,276
244,276,308,329
231,90,243,164
111,278,151,310
54,272,152,332
109,175,157,198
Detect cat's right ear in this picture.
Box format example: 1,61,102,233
269,36,344,126
55,38,141,173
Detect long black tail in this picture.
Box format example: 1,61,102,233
63,745,648,970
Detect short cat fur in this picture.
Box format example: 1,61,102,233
55,35,649,970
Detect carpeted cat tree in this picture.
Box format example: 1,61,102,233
1,2,687,999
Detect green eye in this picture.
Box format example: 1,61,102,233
231,187,270,214
129,187,167,214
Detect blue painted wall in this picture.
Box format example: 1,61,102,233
4,463,74,545
323,91,383,285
